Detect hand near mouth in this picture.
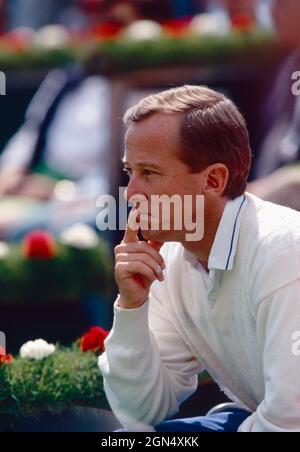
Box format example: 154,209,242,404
114,208,165,310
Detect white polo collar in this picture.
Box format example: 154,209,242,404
183,194,247,272
208,195,247,271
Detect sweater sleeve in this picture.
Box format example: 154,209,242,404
98,278,204,431
239,279,300,432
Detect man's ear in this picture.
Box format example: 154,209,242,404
203,164,229,197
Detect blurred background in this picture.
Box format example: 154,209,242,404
0,0,299,414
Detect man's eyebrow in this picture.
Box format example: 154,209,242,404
122,160,162,171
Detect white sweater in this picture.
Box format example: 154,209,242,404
99,193,300,432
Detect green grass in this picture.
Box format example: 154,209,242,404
0,345,108,427
0,346,215,430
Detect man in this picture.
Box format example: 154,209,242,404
98,85,300,432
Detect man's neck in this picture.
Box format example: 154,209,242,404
181,197,228,265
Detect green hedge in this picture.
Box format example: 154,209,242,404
0,31,280,73
0,47,76,70
0,345,212,430
0,345,108,429
0,241,113,304
90,31,279,73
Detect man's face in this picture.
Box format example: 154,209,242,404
123,113,206,242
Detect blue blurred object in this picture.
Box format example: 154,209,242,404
82,294,113,330
7,0,73,30
171,0,208,17
171,0,196,17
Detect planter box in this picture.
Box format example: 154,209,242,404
9,408,121,433
5,384,229,432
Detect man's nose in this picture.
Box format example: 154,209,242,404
124,175,146,203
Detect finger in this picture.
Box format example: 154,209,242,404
116,261,157,285
123,208,139,243
116,253,164,281
115,242,165,269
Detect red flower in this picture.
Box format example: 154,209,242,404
231,13,255,31
23,230,57,260
163,18,191,37
80,326,110,352
0,28,33,51
91,22,123,39
0,354,13,365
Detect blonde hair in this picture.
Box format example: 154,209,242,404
124,85,252,199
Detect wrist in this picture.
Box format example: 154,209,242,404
118,296,147,310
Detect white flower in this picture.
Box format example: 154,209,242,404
33,25,70,49
190,13,230,37
20,339,56,360
60,223,99,249
0,242,10,259
124,20,163,41
54,180,76,202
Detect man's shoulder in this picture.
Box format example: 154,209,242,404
244,193,300,252
243,194,300,305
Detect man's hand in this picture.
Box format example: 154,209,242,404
0,170,25,197
17,174,56,200
0,171,56,200
115,209,165,310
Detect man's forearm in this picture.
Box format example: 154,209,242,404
98,297,183,431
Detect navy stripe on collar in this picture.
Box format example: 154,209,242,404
225,195,246,271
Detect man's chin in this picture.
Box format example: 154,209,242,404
140,227,183,244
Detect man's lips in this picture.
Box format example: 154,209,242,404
136,212,161,229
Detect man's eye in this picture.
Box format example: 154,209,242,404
143,169,156,176
123,168,157,177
